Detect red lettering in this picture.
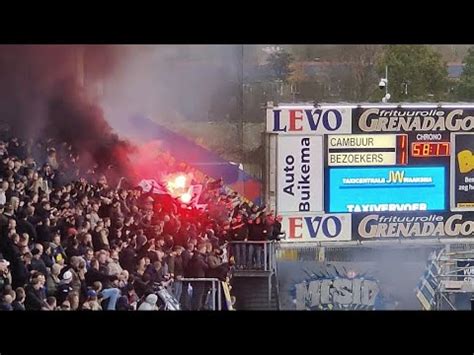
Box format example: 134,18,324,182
289,217,303,239
289,110,303,131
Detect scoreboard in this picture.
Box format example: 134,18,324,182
411,142,450,158
266,104,474,242
327,134,408,166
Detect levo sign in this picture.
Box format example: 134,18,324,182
267,106,351,135
281,214,351,242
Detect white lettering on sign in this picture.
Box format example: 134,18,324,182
347,203,427,212
359,109,474,132
295,279,379,309
357,214,474,238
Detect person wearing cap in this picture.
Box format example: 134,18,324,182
56,270,73,304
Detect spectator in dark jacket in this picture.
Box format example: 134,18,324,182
85,259,112,288
230,214,248,268
144,261,166,284
206,247,231,281
16,210,37,243
30,248,48,276
41,243,55,268
119,242,136,274
24,274,48,310
12,287,25,310
186,244,208,310
247,217,267,269
167,246,184,301
11,254,29,289
271,215,284,241
85,259,120,310
181,242,194,271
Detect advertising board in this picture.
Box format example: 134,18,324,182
352,211,474,240
268,104,474,244
352,107,474,134
280,213,351,242
277,135,323,213
327,166,446,213
267,106,352,135
451,132,474,210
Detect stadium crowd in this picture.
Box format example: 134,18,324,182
0,135,283,311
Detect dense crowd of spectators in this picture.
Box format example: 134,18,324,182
0,134,284,311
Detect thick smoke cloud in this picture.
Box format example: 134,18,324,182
99,45,243,134
0,45,134,181
0,45,244,184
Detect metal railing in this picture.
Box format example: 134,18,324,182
180,278,222,311
228,241,279,308
227,241,276,272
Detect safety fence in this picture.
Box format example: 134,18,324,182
227,241,277,272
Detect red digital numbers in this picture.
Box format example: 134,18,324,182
411,142,450,157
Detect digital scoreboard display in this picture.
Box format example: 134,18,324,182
328,166,446,213
411,142,450,157
326,132,452,213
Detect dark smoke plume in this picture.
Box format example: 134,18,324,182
0,45,134,182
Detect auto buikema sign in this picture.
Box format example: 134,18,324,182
277,135,323,213
353,212,474,239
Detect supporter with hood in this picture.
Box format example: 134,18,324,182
138,293,158,311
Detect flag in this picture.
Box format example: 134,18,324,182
138,179,169,195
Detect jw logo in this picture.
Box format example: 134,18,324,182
386,171,405,184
